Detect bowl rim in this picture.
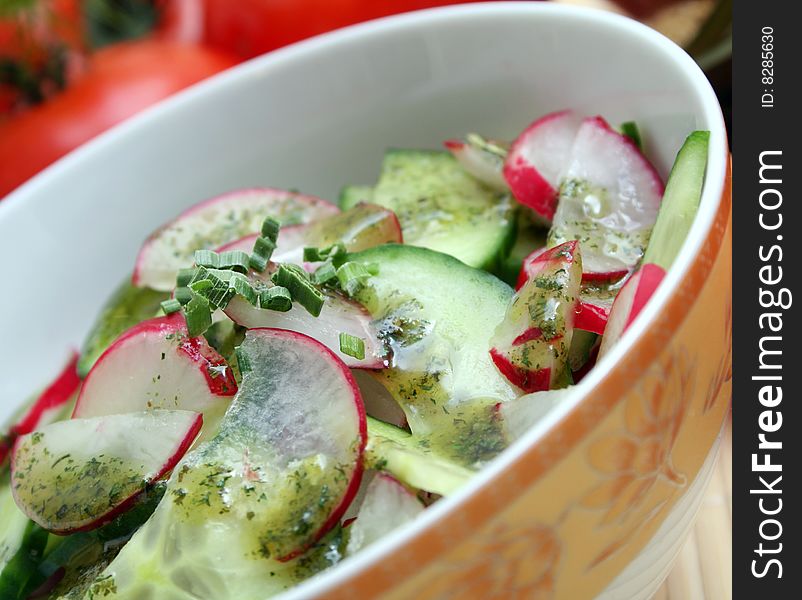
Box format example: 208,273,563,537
0,1,729,596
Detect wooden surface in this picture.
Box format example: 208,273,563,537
652,414,732,600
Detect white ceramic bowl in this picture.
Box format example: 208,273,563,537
0,3,730,598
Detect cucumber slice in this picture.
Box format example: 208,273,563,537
371,150,515,270
643,131,710,270
338,185,374,211
78,278,170,377
349,245,518,466
365,417,474,496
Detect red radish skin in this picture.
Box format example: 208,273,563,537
503,110,582,221
177,334,238,395
580,269,629,283
625,264,667,329
599,263,667,357
512,327,545,346
490,348,551,393
133,188,339,290
11,410,202,534
574,300,610,335
0,352,81,464
73,313,236,420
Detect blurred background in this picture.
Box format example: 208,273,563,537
0,0,730,200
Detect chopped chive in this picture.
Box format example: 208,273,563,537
261,217,281,241
174,287,192,305
190,279,213,293
259,286,292,312
303,243,347,263
339,332,365,360
205,268,235,282
253,237,276,257
312,261,338,285
160,299,182,315
235,346,252,374
335,262,374,296
194,250,220,268
218,250,250,273
187,268,236,310
176,267,197,288
620,121,643,150
229,273,259,305
204,281,235,310
249,252,269,272
249,236,276,272
271,264,324,316
303,247,325,262
184,294,212,337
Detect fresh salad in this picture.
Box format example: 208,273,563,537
0,110,709,599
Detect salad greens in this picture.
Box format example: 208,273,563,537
0,110,709,599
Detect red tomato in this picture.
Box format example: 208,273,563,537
0,39,237,198
201,0,493,59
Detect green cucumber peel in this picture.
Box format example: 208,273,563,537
642,131,710,271
365,417,474,496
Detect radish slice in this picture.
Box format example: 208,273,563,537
518,247,626,335
548,116,664,277
599,263,667,358
153,329,365,559
1,352,80,465
345,473,423,556
503,110,582,221
218,203,403,269
73,314,237,426
574,295,611,335
133,188,338,291
11,410,202,534
225,286,385,369
497,389,572,442
574,276,626,334
490,241,582,392
443,134,509,191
